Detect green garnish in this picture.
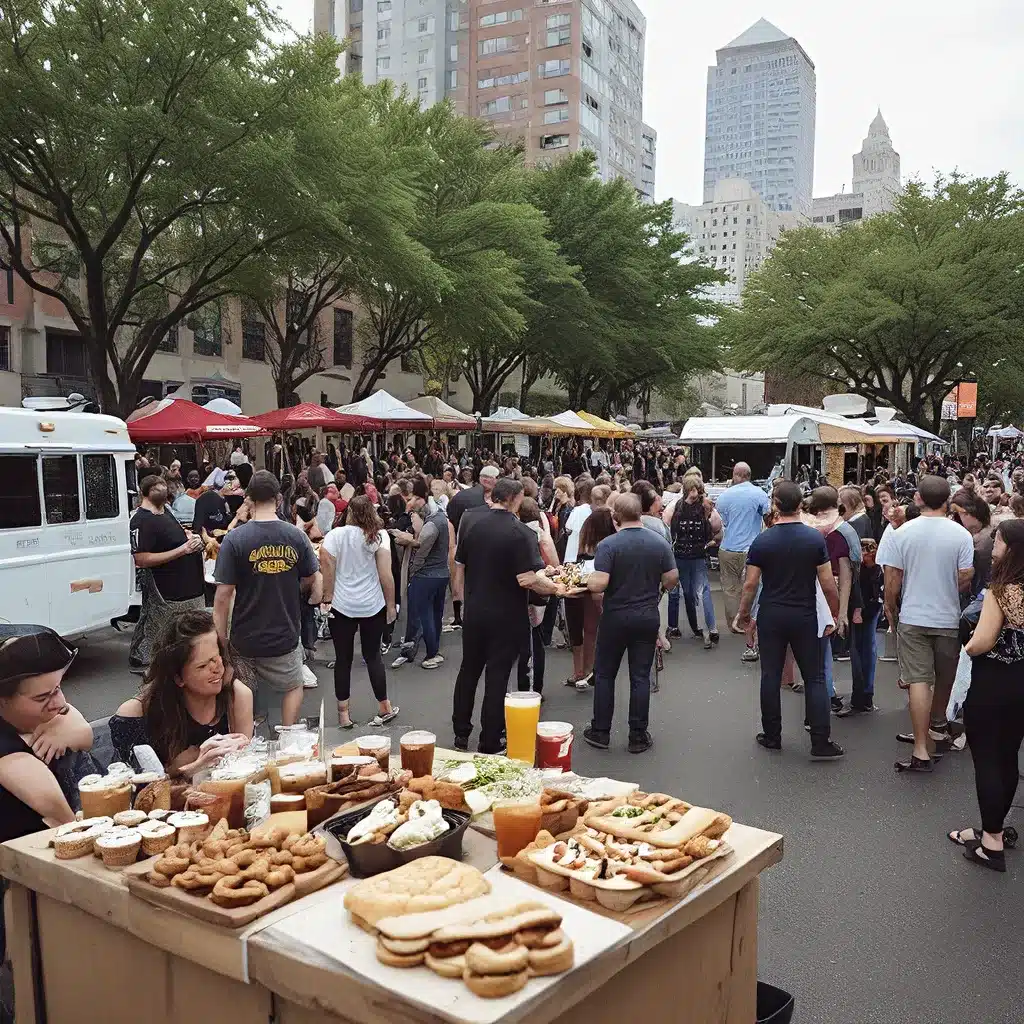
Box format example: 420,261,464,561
610,805,646,818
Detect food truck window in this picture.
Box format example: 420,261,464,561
42,456,81,524
0,455,42,529
84,455,119,520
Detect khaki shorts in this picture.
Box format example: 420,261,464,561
896,624,959,687
236,644,304,694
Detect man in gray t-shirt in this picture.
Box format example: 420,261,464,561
584,495,679,754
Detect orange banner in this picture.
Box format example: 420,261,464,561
956,382,978,418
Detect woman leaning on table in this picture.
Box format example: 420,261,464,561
109,610,253,779
950,519,1024,871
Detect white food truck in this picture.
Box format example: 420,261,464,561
0,406,137,638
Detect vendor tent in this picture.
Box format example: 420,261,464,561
126,400,268,442
334,390,432,430
202,397,243,416
404,395,476,431
575,411,636,439
252,402,370,432
988,425,1023,439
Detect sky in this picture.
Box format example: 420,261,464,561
273,0,1024,204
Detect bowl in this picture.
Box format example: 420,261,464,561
324,801,472,878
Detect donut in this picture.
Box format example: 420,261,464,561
210,875,269,908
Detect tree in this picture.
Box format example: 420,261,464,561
238,76,435,408
523,153,724,417
0,0,341,416
726,173,1024,431
349,89,569,410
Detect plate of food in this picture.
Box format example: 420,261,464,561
537,563,590,596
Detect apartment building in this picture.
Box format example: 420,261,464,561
703,18,816,217
316,0,655,198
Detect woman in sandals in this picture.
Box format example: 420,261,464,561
320,496,399,729
950,519,1024,870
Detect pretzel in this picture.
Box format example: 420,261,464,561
269,849,294,866
153,854,190,878
225,841,249,858
202,838,230,860
208,818,230,842
232,849,267,869
146,871,171,888
240,859,270,883
172,868,222,893
290,835,326,860
292,852,327,873
282,833,303,851
210,875,269,908
265,865,295,890
249,827,290,849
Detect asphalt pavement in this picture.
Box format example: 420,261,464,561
60,594,1024,1024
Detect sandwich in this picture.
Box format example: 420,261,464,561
343,856,490,929
582,804,731,849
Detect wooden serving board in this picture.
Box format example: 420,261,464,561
124,856,346,929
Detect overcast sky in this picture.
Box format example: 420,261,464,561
274,0,1024,203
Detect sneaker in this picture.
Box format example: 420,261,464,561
583,726,610,750
709,632,720,646
301,665,318,689
380,640,391,655
811,741,845,759
741,646,760,663
453,736,470,752
831,696,844,714
575,673,594,692
756,733,782,750
834,655,851,663
422,655,445,669
666,627,683,640
703,634,713,650
441,624,457,634
447,619,462,631
391,654,410,669
836,702,876,717
628,731,653,754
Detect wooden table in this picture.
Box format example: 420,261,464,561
2,809,782,1024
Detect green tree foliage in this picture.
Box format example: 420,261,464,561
726,174,1024,431
525,153,724,417
0,0,346,416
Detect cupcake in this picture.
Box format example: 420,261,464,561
167,811,210,845
136,819,177,857
95,829,142,868
113,810,149,828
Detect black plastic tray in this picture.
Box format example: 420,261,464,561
324,800,472,878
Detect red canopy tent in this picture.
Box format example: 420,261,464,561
251,402,371,432
126,400,269,443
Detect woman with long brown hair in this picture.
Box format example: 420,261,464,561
570,508,617,692
950,519,1024,870
320,496,399,728
110,610,253,776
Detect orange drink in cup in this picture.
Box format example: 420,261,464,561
504,692,541,765
493,794,543,860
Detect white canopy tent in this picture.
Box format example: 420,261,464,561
334,390,432,429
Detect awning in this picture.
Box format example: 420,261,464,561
252,402,371,432
404,395,477,431
334,390,433,430
575,411,636,439
126,400,268,442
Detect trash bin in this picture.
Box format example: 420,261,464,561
756,981,795,1024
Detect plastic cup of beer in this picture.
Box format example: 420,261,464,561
356,735,391,774
400,730,436,777
504,692,542,765
493,789,543,861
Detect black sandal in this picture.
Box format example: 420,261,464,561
948,827,982,848
895,755,933,773
963,843,1006,873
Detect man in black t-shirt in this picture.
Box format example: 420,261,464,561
193,481,232,540
735,481,844,759
129,475,205,671
451,479,558,752
445,467,497,628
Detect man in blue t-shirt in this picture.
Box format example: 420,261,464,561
583,494,678,754
734,481,845,759
714,463,770,655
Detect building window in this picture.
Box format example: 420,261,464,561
447,70,458,89
418,76,428,90
333,308,353,368
479,9,523,27
449,43,458,61
826,214,835,223
377,25,390,42
377,0,390,10
42,455,80,524
0,325,9,371
0,455,41,529
417,17,429,32
812,216,824,223
480,96,511,115
418,48,429,64
376,56,390,73
191,304,222,357
540,134,569,150
538,59,570,78
545,28,570,47
156,325,178,353
544,88,567,105
84,454,118,520
543,108,569,124
448,12,458,30
45,330,86,377
478,70,528,88
478,36,513,56
241,318,266,362
546,13,571,28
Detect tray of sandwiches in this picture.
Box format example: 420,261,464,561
507,792,733,913
125,817,346,928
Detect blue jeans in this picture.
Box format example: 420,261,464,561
822,636,834,698
406,575,448,659
679,557,716,633
757,606,831,747
591,609,660,735
850,607,881,706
